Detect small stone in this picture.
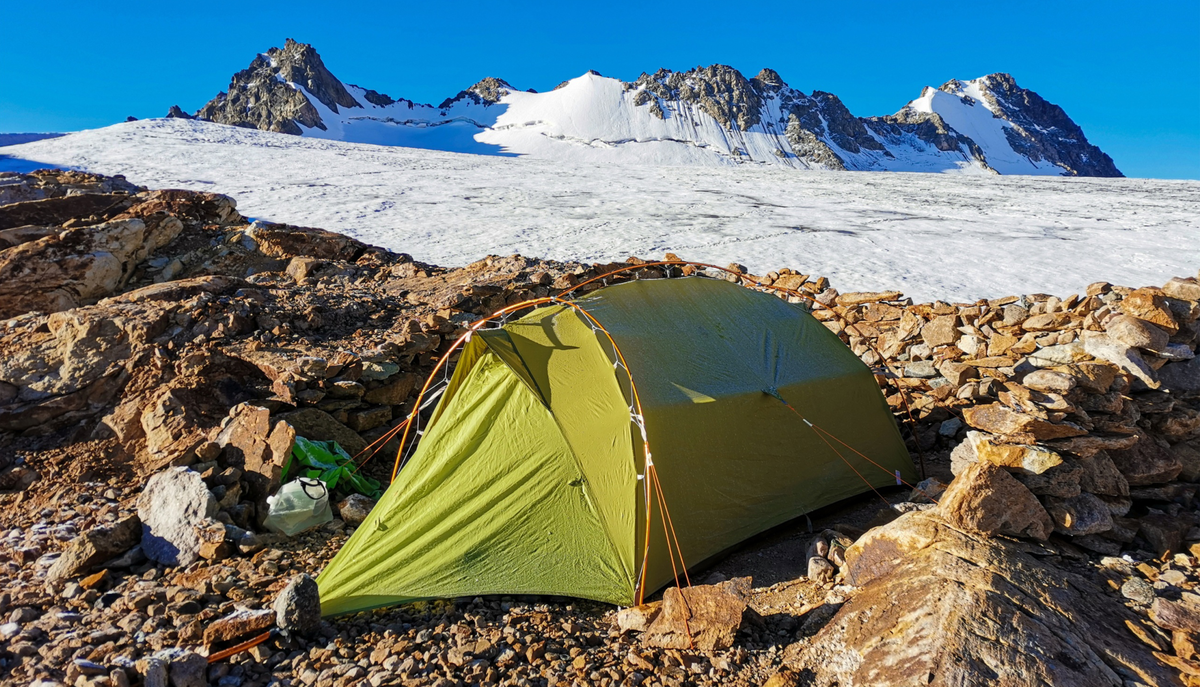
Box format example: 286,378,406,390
616,602,662,633
1021,369,1076,394
807,556,836,584
274,573,321,636
1122,578,1157,605
1044,493,1113,536
336,493,376,526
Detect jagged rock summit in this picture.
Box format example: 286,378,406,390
170,39,1120,175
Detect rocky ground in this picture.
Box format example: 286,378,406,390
2,169,1200,686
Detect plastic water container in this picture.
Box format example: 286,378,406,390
263,477,334,536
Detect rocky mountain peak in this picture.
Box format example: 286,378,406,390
437,77,514,109
752,68,785,88
263,39,361,113
631,64,767,131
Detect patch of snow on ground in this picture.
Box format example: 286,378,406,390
2,119,1197,302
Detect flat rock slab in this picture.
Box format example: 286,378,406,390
642,577,750,652
794,510,1179,686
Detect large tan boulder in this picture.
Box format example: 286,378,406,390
795,510,1180,686
937,461,1053,540
0,215,182,319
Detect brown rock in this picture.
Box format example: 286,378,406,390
616,602,662,633
1080,331,1160,390
1044,493,1113,536
1075,451,1130,497
836,291,903,306
1109,432,1183,486
1152,598,1200,634
362,373,418,405
1021,369,1077,394
937,360,978,387
762,669,802,687
275,408,367,455
1164,278,1200,302
1022,312,1072,331
962,403,1087,441
346,406,392,432
967,431,1063,474
1122,288,1179,334
642,577,749,651
46,515,141,583
1139,514,1192,557
203,609,275,645
215,404,296,510
1106,314,1170,352
937,462,1052,540
0,216,182,319
1172,440,1200,482
921,315,959,348
1053,361,1119,394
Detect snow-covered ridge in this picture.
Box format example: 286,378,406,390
174,40,1120,177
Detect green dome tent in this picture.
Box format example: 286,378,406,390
317,276,915,616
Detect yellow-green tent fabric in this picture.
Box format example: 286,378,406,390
317,277,915,616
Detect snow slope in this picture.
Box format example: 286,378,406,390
905,83,1061,175
3,119,1194,302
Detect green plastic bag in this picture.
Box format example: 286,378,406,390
284,436,382,499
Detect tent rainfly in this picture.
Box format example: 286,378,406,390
317,276,916,616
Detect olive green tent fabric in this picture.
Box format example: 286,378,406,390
317,277,915,615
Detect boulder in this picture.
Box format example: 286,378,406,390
0,216,183,319
1075,451,1130,497
1106,314,1170,352
1081,331,1160,390
362,373,418,405
1163,278,1200,302
936,461,1053,540
1108,432,1183,486
1121,288,1178,334
1160,356,1200,397
46,515,141,583
1053,361,1119,393
1044,493,1113,536
275,574,322,636
137,467,221,566
214,404,296,511
921,316,959,348
642,577,750,651
1152,598,1200,635
275,408,367,455
800,509,1179,686
1172,440,1200,482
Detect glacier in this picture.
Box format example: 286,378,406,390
1,118,1195,303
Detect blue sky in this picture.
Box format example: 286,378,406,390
4,0,1197,179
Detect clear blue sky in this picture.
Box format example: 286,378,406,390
4,0,1198,179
